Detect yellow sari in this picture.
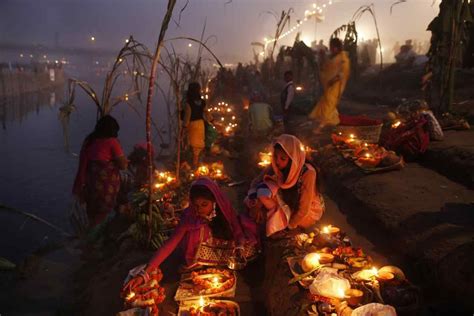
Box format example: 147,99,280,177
309,51,350,126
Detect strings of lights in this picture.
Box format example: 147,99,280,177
263,0,335,48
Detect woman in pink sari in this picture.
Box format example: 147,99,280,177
246,134,325,236
124,177,259,290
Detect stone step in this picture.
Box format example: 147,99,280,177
420,130,474,189
314,145,474,310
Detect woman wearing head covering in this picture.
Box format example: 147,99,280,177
183,82,211,167
72,115,128,227
123,177,259,290
246,134,324,236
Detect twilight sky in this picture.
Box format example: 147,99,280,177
0,0,439,63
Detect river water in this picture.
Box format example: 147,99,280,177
0,76,171,262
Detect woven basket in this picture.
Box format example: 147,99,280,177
335,123,383,144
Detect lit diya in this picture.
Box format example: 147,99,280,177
321,225,340,235
258,151,272,168
376,270,395,281
125,291,136,301
153,171,176,190
357,152,381,168
196,165,210,176
392,120,401,128
352,267,391,281
301,253,321,272
345,289,364,306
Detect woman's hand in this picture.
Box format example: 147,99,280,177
122,275,144,293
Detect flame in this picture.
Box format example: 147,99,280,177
258,159,271,167
258,151,273,167
295,86,303,91
322,225,332,234
307,253,321,266
126,291,136,301
198,296,206,308
392,121,401,128
370,266,378,277
197,165,210,176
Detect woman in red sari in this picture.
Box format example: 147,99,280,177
72,115,128,227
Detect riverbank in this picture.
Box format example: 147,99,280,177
0,65,65,98
1,87,472,315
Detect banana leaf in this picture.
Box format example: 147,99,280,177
288,265,321,285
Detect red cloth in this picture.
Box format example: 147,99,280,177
87,138,124,161
147,177,259,269
339,115,382,126
84,160,120,226
382,117,430,160
72,137,124,196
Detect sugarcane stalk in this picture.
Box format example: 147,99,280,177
145,0,177,243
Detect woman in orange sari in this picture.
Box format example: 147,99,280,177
245,134,325,236
309,38,351,134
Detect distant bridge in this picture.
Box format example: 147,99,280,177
0,42,117,59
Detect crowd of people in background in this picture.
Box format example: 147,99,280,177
72,34,443,233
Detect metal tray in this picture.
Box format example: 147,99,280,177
177,299,240,316
174,269,237,301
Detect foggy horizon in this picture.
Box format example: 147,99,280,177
1,0,440,63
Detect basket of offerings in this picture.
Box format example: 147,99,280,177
286,225,421,315
335,115,383,144
174,268,237,301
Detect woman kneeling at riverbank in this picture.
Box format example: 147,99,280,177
124,177,259,290
245,134,324,237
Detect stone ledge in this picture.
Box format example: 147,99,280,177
420,130,474,189
314,145,474,310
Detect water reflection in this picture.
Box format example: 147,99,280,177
0,77,169,262
0,86,64,130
